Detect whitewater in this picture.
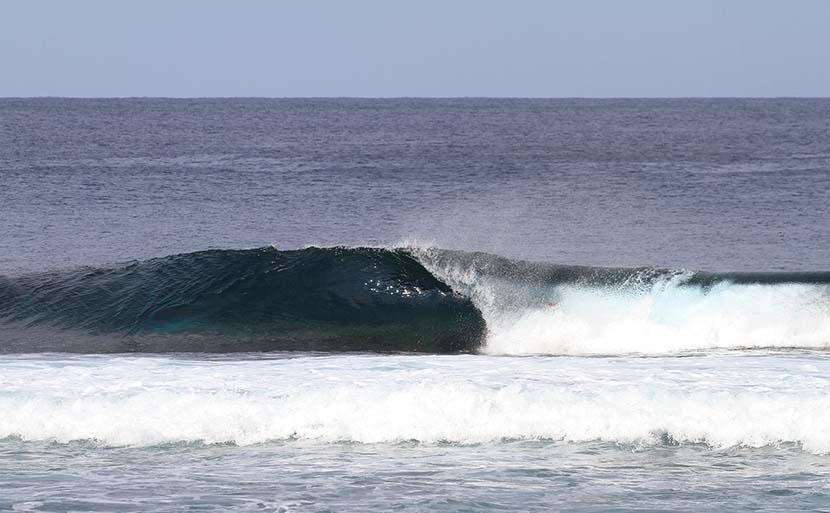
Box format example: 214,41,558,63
3,352,830,452
415,247,830,355
2,245,830,511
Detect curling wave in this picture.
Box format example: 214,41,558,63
0,246,829,354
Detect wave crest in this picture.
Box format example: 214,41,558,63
2,246,829,354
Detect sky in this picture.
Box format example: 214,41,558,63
1,0,829,97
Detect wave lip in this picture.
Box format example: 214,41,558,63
0,247,486,353
413,248,830,355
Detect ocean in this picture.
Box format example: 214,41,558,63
1,98,829,512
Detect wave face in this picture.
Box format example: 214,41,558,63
0,247,485,353
413,249,830,355
3,354,830,452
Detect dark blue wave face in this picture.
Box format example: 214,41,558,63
0,247,486,353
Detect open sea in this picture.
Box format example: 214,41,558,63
1,98,829,512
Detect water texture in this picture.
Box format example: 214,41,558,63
1,98,829,512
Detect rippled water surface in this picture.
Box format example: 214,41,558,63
2,98,829,511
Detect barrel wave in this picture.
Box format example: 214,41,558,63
1,246,829,354
0,247,486,353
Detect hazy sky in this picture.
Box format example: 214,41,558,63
2,0,828,97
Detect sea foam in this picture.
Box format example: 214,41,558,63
2,354,829,452
481,282,830,355
413,248,830,355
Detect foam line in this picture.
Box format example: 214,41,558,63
2,354,830,452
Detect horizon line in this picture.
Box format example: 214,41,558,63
2,95,830,100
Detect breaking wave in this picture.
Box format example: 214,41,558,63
415,248,830,355
1,246,829,354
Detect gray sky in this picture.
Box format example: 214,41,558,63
1,0,828,97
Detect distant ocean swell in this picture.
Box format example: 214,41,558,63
0,246,829,354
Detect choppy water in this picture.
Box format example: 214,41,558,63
1,98,829,512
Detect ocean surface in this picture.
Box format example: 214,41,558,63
1,98,829,512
